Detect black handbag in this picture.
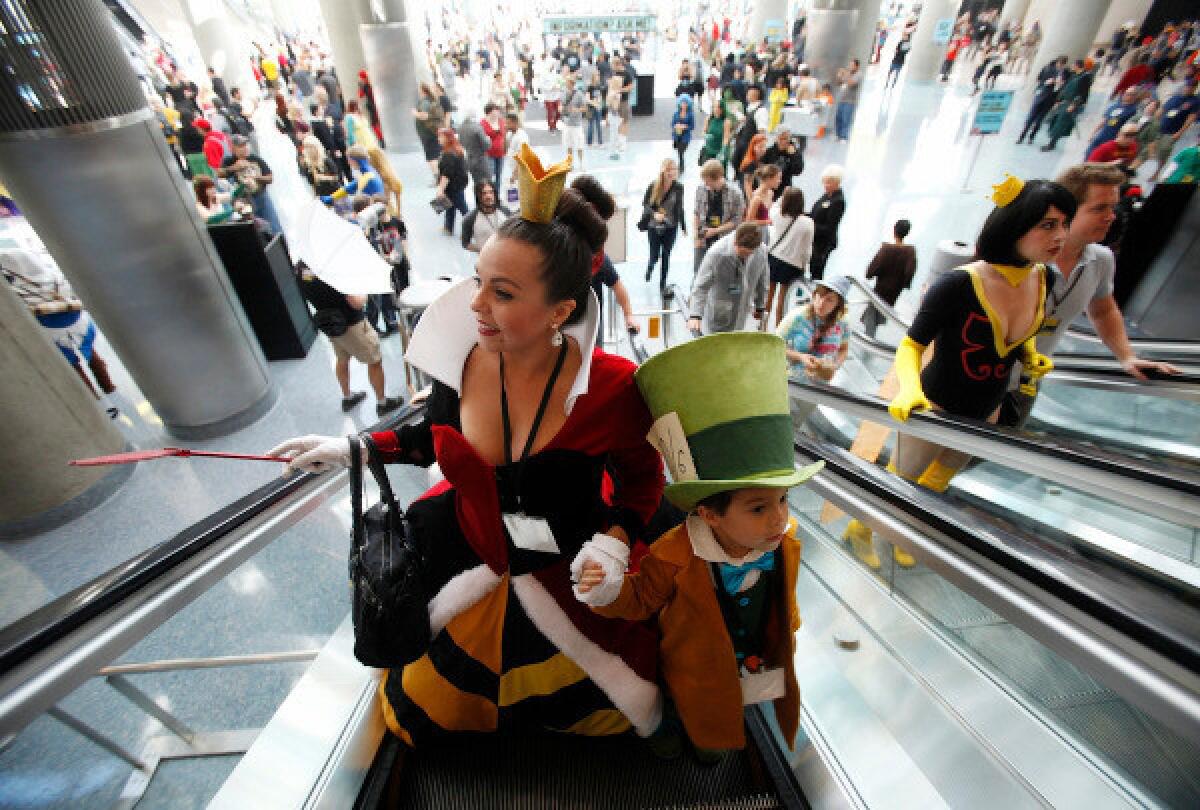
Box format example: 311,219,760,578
348,433,430,668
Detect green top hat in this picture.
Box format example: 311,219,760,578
634,333,824,511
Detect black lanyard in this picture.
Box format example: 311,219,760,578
500,339,569,467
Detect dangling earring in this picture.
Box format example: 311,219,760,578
550,325,563,346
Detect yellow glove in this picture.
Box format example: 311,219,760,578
888,337,933,422
1019,339,1053,395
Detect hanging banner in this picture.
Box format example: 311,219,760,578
543,15,657,35
933,19,955,45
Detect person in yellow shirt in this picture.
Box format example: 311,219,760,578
768,76,790,133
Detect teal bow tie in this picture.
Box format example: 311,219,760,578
719,551,776,594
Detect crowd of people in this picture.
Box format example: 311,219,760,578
8,0,1195,785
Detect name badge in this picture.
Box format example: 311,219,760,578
1037,315,1060,336
708,215,722,227
821,200,830,208
502,513,559,554
740,667,786,705
1168,109,1180,117
727,283,742,296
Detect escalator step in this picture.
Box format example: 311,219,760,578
388,730,782,809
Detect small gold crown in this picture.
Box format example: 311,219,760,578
990,174,1025,207
514,143,571,224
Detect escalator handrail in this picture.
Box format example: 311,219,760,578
847,274,1200,360
0,404,425,733
850,329,1200,398
788,379,1200,528
795,434,1200,743
797,433,1200,666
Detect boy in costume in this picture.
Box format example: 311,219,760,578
572,332,823,760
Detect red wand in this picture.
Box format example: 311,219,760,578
70,448,287,467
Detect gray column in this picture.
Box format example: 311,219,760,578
316,0,370,103
0,0,274,439
998,0,1034,30
1032,0,1112,68
0,280,128,530
907,0,960,82
804,0,883,83
361,26,420,152
749,0,790,44
180,0,258,98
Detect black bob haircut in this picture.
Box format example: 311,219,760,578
976,179,1077,266
495,175,612,327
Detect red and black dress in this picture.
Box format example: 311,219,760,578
369,279,665,745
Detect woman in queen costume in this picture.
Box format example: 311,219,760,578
272,145,666,743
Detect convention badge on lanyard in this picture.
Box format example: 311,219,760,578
499,340,569,553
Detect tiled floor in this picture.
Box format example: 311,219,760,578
0,47,1192,808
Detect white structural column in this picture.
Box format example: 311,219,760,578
1031,0,1113,69
749,0,790,44
907,0,960,82
804,0,884,83
316,0,370,102
1098,0,1153,42
849,0,885,72
998,0,1034,30
180,0,258,96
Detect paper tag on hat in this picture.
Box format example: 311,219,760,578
646,412,698,484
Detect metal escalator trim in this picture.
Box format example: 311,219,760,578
847,275,1200,360
0,404,426,737
949,473,1200,594
1060,330,1200,358
794,434,1200,670
745,705,809,810
788,380,1200,528
848,329,1200,398
796,443,1200,747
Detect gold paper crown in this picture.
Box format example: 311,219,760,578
990,174,1025,207
514,143,571,224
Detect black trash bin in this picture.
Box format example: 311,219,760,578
633,65,655,116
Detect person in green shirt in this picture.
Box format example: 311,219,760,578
1166,143,1200,183
700,98,733,170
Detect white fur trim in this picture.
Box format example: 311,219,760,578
511,574,663,736
427,564,502,635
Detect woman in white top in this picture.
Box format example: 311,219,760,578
765,187,815,327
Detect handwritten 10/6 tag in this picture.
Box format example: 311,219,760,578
646,412,698,484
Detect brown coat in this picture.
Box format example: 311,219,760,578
593,520,802,751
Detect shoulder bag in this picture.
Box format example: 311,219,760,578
348,433,430,668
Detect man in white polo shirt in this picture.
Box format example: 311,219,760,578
999,163,1180,427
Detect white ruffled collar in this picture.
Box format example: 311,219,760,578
686,514,779,566
404,277,600,415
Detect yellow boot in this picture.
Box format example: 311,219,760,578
892,545,917,568
842,519,881,569
916,459,958,494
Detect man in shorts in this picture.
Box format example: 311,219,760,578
298,265,403,415
613,56,636,156
562,76,587,165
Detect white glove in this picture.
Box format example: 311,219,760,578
570,533,630,608
268,434,355,475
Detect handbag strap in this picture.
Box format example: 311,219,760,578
349,434,364,550
359,432,402,516
770,215,799,253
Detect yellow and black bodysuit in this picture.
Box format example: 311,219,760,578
906,266,1046,420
